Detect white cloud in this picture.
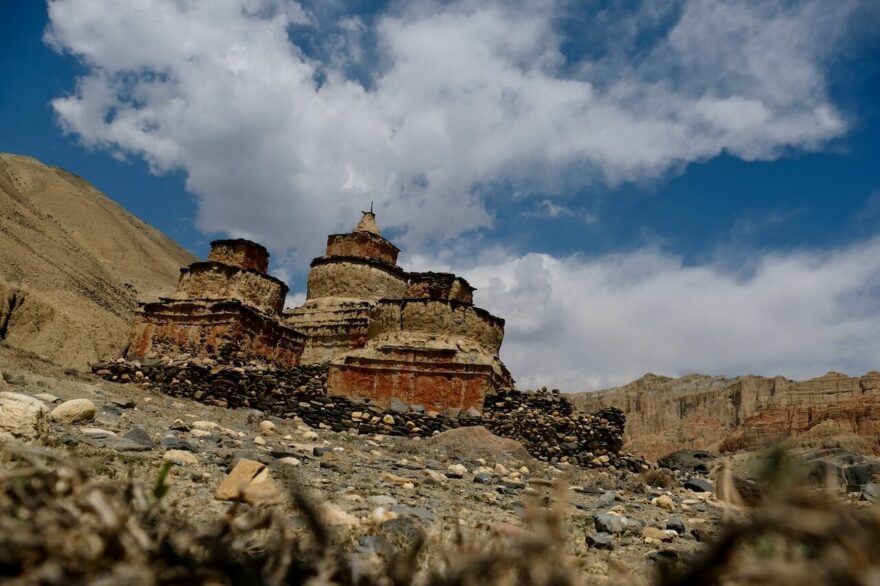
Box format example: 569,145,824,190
522,199,597,224
444,240,880,391
45,0,861,263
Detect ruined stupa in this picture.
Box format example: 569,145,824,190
127,239,304,367
284,211,406,363
125,212,512,411
287,211,512,411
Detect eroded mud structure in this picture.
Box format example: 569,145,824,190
126,213,512,411
127,239,304,368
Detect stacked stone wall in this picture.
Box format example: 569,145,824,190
92,359,646,472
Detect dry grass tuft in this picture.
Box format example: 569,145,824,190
2,442,880,585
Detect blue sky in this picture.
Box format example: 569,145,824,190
2,0,880,389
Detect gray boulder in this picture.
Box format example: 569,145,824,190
657,450,720,474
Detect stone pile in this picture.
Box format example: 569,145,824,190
483,389,644,472
92,360,644,471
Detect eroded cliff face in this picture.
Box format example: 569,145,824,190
573,371,880,460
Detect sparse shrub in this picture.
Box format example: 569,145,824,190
642,469,675,489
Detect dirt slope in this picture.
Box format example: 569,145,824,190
0,153,196,368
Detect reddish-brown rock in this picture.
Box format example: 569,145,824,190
574,371,880,460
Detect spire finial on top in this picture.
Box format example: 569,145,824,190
354,205,381,236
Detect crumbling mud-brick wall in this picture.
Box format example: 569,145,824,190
129,300,304,367
327,346,501,412
172,262,287,315
327,298,511,411
284,298,373,364
126,239,303,367
404,272,475,304
325,232,400,265
368,299,504,354
306,258,407,300
207,239,270,272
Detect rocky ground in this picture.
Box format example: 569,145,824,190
0,345,723,582
2,343,880,585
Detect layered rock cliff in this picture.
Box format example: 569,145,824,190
573,371,880,460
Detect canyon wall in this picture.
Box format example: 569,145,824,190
573,371,880,460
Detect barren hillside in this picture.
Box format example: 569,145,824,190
0,153,196,367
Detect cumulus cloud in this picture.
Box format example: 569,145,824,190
405,204,880,392
427,240,880,390
45,0,860,262
45,0,880,388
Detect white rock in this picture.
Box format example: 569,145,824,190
278,457,302,466
253,435,266,445
317,503,359,526
191,429,213,438
425,469,447,483
301,430,319,441
79,427,115,437
0,392,48,438
163,450,198,465
192,420,219,430
447,463,468,478
33,393,58,403
371,507,398,523
50,399,96,424
258,420,276,434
